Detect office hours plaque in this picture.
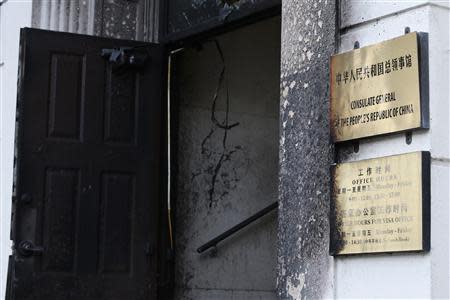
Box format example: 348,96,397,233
330,32,429,142
330,152,430,255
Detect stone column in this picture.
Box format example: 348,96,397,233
277,1,336,299
31,0,161,42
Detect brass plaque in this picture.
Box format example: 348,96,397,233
330,152,430,255
330,32,429,142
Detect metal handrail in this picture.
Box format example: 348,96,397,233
196,201,278,253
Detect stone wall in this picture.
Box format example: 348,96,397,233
31,0,159,41
277,1,336,299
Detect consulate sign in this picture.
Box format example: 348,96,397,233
330,32,429,142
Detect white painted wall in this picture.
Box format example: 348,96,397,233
336,1,450,299
0,0,32,298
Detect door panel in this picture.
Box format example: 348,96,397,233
8,28,165,300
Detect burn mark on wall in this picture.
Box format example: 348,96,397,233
219,0,241,21
278,1,336,299
192,40,246,208
221,0,241,6
329,167,345,255
167,0,276,35
173,17,280,299
98,0,143,40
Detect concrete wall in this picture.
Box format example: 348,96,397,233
277,0,336,299
0,1,32,299
335,1,450,298
172,16,280,300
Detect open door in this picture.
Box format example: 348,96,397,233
7,28,166,300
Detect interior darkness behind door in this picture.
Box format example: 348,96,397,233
8,28,165,300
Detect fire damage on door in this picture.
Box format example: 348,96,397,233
7,28,166,300
6,0,281,299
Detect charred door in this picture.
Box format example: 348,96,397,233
7,28,166,300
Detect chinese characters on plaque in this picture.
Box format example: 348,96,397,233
330,152,430,255
330,32,429,142
328,32,430,256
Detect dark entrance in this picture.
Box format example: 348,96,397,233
7,28,166,300
170,16,281,299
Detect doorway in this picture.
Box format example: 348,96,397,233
170,15,281,299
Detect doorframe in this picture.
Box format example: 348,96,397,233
157,0,281,48
161,3,282,299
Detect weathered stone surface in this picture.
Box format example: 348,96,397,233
278,1,336,299
99,0,143,40
32,0,95,35
32,0,157,41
